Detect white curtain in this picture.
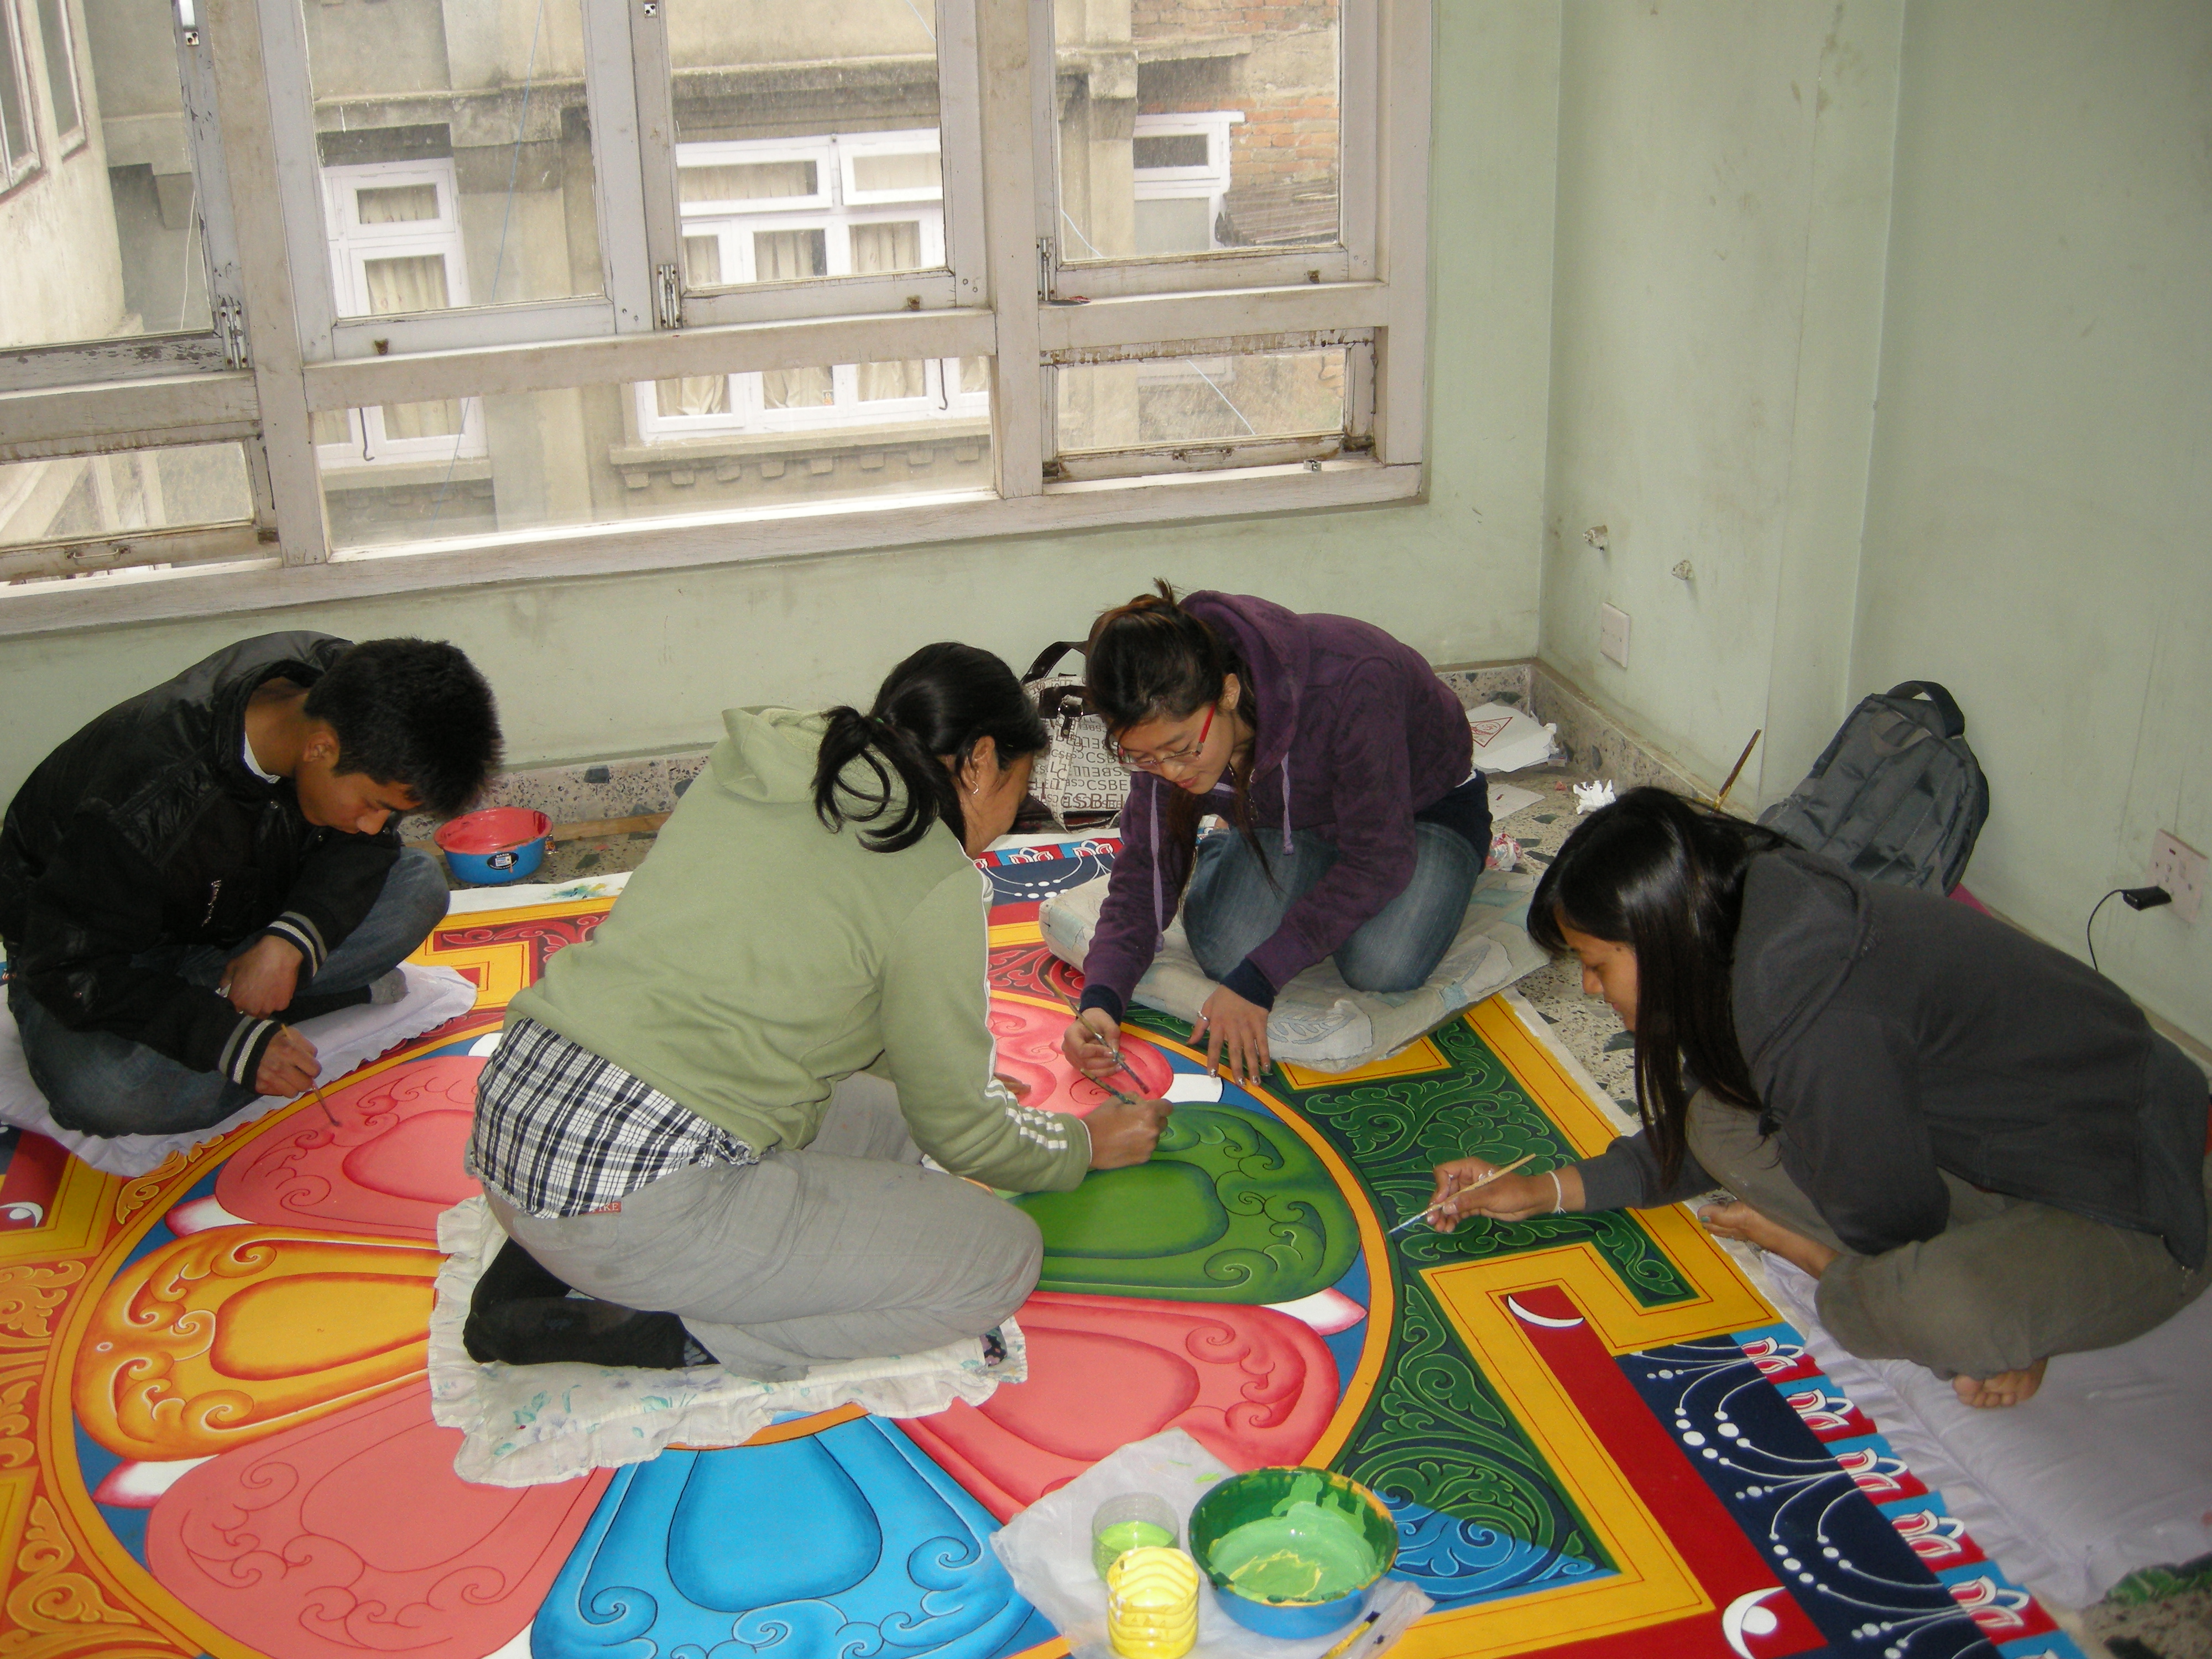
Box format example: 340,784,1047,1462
754,228,826,281
364,253,450,316
850,222,926,400
680,160,815,204
657,237,732,416
383,398,465,440
850,219,923,275
356,184,440,224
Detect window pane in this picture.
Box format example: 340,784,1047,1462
0,4,33,171
320,364,992,550
666,0,943,291
1057,0,1340,263
754,227,826,282
381,398,466,440
851,150,938,194
1056,348,1345,452
849,220,921,275
680,159,815,204
0,444,252,549
301,0,602,316
362,253,451,316
356,184,440,223
2,6,217,344
34,0,76,138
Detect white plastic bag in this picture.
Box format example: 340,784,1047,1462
1465,703,1558,774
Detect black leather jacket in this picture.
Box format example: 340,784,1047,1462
0,633,400,1083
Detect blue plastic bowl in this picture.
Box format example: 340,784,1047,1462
1187,1467,1399,1640
435,807,551,885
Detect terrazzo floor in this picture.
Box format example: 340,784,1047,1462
424,769,2208,1659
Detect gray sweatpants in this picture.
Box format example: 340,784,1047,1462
1687,1092,2211,1380
485,1074,1044,1380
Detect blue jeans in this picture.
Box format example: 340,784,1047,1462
1183,822,1481,996
10,847,450,1138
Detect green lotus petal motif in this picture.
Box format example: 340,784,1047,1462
1017,1105,1358,1303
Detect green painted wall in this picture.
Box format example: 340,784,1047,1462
1538,0,1902,800
1853,0,2212,1044
0,4,1560,791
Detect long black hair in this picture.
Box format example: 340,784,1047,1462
1085,580,1266,895
1529,787,1792,1181
813,643,1047,853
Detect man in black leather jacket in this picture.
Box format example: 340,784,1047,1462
0,632,500,1137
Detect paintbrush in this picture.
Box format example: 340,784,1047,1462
1388,1152,1542,1234
1317,1610,1383,1659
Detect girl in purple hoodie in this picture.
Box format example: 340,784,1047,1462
1060,585,1488,1086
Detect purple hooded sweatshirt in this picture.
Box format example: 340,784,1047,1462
1076,593,1475,1021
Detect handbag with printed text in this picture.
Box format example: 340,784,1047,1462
1021,641,1130,830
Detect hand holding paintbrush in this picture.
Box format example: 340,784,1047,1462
1390,1152,1541,1233
1414,1150,1583,1232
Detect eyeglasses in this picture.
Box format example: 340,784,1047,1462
1108,704,1215,774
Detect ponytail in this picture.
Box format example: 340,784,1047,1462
813,642,1048,854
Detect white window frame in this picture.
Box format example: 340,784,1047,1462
0,0,1430,632
32,0,81,153
315,160,487,467
0,0,39,190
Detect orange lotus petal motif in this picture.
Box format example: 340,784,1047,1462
213,1057,484,1239
74,1227,442,1460
148,1380,612,1659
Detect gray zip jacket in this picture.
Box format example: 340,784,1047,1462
1575,850,2209,1270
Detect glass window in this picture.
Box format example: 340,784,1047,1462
1057,0,1340,263
0,442,253,549
0,0,40,187
300,0,602,315
3,1,217,343
666,1,944,291
674,133,943,293
643,351,982,439
1056,346,1346,454
33,0,78,147
321,362,992,551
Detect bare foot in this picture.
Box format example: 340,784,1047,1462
1698,1200,1842,1280
1952,1360,2047,1408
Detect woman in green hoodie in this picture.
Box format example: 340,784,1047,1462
462,643,1171,1377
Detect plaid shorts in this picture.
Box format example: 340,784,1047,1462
466,1016,757,1219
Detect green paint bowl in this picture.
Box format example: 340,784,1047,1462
1187,1467,1399,1640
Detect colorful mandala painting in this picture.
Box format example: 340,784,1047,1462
0,843,2078,1659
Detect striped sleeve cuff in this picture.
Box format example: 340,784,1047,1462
260,911,328,977
218,1014,281,1088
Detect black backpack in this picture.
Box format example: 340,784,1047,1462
1757,681,1990,895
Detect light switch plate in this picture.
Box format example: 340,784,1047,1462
1598,603,1630,669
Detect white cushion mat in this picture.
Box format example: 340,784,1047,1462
1760,1253,2212,1610
0,962,477,1178
1038,867,1548,1073
430,1194,1026,1488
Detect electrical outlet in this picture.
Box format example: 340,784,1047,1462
2149,830,2204,923
1598,603,1631,669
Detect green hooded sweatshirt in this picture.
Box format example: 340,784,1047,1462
507,707,1091,1194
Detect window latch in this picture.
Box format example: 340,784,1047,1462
655,262,682,330
217,297,248,371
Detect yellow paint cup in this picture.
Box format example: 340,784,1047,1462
1105,1546,1201,1659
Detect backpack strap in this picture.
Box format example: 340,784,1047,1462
1885,680,1966,739
1023,641,1088,684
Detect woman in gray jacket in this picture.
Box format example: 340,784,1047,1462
1428,789,2209,1409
